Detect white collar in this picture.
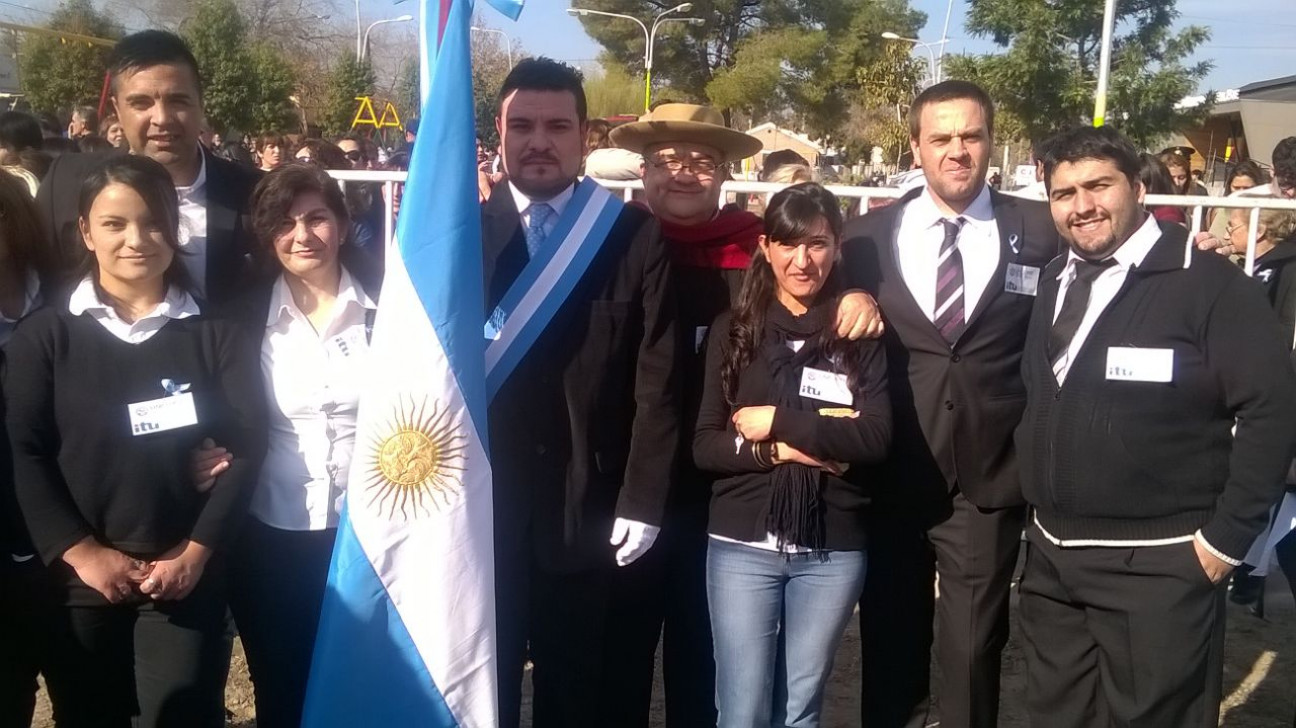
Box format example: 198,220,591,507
267,267,376,327
911,183,994,229
508,180,576,220
68,274,200,320
174,149,208,198
1058,213,1162,278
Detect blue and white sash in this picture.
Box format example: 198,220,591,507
485,177,624,398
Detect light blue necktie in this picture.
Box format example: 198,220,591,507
525,203,554,258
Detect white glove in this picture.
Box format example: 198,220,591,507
610,517,661,567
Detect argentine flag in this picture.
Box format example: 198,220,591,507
301,0,522,725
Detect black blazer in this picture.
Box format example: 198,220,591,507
481,186,680,573
35,148,262,305
841,187,1063,513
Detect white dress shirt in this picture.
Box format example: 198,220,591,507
895,184,1001,322
252,270,377,531
68,275,200,343
176,151,209,299
1050,213,1162,385
508,181,575,239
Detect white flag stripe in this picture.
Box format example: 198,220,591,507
349,244,497,727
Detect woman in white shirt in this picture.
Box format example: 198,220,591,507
218,163,380,728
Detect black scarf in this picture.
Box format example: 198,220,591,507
762,298,833,552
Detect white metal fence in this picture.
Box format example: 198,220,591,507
326,171,1296,278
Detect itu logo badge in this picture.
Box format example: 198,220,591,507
362,396,466,520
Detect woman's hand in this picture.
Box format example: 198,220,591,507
772,442,847,476
141,540,212,602
62,537,152,604
191,438,232,493
733,406,777,442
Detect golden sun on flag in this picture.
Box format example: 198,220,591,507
363,396,466,520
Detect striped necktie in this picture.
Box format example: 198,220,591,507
933,217,967,344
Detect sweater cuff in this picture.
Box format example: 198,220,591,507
1195,529,1244,567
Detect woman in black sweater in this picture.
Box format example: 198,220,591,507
3,156,265,728
694,183,891,727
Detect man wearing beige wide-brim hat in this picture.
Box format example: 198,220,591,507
607,103,881,727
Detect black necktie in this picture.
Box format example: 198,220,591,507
1048,258,1116,368
933,217,966,344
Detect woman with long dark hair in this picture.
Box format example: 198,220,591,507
4,155,265,727
694,182,891,726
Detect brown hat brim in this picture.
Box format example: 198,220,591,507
610,120,764,162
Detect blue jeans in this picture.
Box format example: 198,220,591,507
707,538,868,728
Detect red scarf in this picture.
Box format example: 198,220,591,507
636,202,763,270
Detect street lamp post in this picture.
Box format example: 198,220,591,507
881,31,944,87
471,26,514,68
567,4,703,112
354,0,362,61
361,15,414,63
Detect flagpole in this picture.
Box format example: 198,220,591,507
1092,0,1117,127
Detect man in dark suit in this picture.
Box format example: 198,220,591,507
482,58,679,728
1016,125,1296,727
36,30,260,304
842,80,1062,728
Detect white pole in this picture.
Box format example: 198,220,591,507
1092,0,1117,126
1002,145,1009,189
937,0,955,83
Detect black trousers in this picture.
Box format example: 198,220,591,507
655,501,718,727
496,540,665,728
228,519,336,728
1018,527,1226,728
41,571,229,728
0,557,51,728
859,491,1025,728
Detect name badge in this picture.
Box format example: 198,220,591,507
695,326,709,354
329,328,368,359
799,367,853,406
1004,263,1040,296
1105,347,1174,383
128,392,198,436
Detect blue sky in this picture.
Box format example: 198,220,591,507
481,0,1295,94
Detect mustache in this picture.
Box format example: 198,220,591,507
521,153,558,164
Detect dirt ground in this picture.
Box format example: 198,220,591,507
28,571,1296,727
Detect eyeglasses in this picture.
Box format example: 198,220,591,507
344,150,364,162
650,157,720,177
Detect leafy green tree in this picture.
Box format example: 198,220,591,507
320,55,377,137
182,0,297,134
585,63,643,118
19,0,123,115
945,0,1212,147
469,29,518,148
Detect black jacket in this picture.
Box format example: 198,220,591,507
481,186,680,573
1252,240,1296,337
36,148,262,305
1016,223,1296,561
840,187,1062,514
693,310,891,550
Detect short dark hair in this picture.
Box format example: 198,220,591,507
1042,125,1142,192
73,105,98,131
1272,137,1296,189
250,163,351,271
908,80,995,140
292,138,349,170
257,133,287,152
497,57,587,122
77,155,195,294
108,30,203,97
0,111,42,153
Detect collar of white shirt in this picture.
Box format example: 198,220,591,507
508,180,576,221
266,268,377,329
1056,213,1162,280
909,182,995,233
68,275,200,341
174,149,208,201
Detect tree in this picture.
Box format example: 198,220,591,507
320,55,377,137
182,0,298,134
19,0,123,116
945,0,1212,147
469,27,518,148
585,64,643,119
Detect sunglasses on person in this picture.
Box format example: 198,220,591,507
344,150,364,163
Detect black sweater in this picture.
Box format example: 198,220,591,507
1016,225,1296,560
693,310,892,550
3,306,266,602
